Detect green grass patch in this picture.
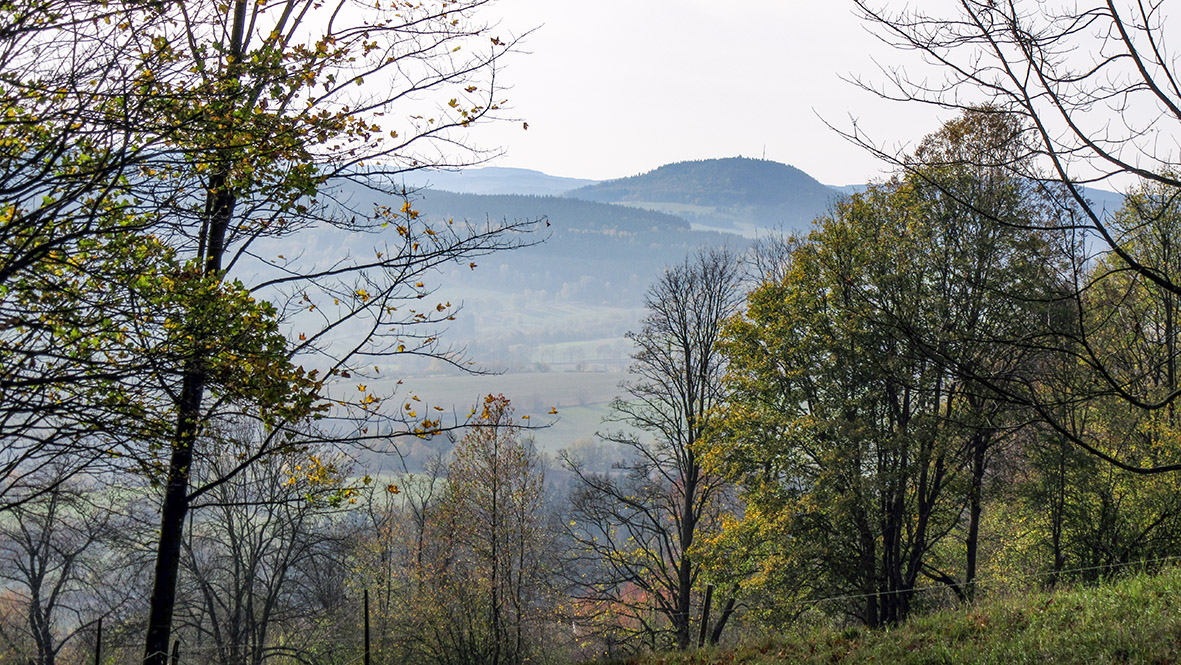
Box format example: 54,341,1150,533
608,568,1181,664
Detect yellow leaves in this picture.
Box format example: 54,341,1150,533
387,483,400,494
522,122,529,131
397,344,406,352
448,98,459,108
549,407,559,414
357,384,367,392
469,262,478,270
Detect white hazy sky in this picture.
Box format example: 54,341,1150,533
474,1,947,186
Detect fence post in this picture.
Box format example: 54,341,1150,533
93,617,102,665
364,588,371,665
698,583,715,648
169,639,179,665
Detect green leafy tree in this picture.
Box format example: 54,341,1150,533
1,2,533,662
0,1,189,509
706,118,1063,624
852,0,1181,477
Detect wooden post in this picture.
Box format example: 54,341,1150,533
169,639,180,665
698,583,715,648
363,589,371,665
93,617,102,665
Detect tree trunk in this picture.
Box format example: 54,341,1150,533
143,369,204,665
675,468,697,650
142,174,237,665
965,430,989,602
141,0,245,656
708,590,738,646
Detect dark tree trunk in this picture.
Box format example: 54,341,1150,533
965,430,990,601
143,172,237,665
141,0,246,657
674,460,699,650
143,369,204,665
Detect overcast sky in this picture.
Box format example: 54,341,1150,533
472,1,947,186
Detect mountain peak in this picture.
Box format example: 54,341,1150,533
565,157,838,233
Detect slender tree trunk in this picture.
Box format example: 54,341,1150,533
708,587,738,646
142,0,245,658
143,178,237,665
143,370,204,665
675,464,698,650
1051,433,1067,584
965,430,989,602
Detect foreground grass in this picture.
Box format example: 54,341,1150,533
614,568,1181,664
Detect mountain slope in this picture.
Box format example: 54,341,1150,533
408,189,744,304
398,166,598,196
566,157,840,234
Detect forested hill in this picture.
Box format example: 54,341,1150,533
409,188,743,305
565,157,840,234
398,166,597,196
413,188,692,234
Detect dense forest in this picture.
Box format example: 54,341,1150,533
5,1,1181,665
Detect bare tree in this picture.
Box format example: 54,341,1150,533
173,426,353,665
0,477,137,665
350,457,449,664
564,248,744,652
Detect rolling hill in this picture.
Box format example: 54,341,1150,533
565,157,841,235
397,166,598,196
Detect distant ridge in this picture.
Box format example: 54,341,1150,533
393,159,1126,237
398,166,597,196
565,157,840,234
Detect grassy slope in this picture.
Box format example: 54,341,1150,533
614,568,1181,665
